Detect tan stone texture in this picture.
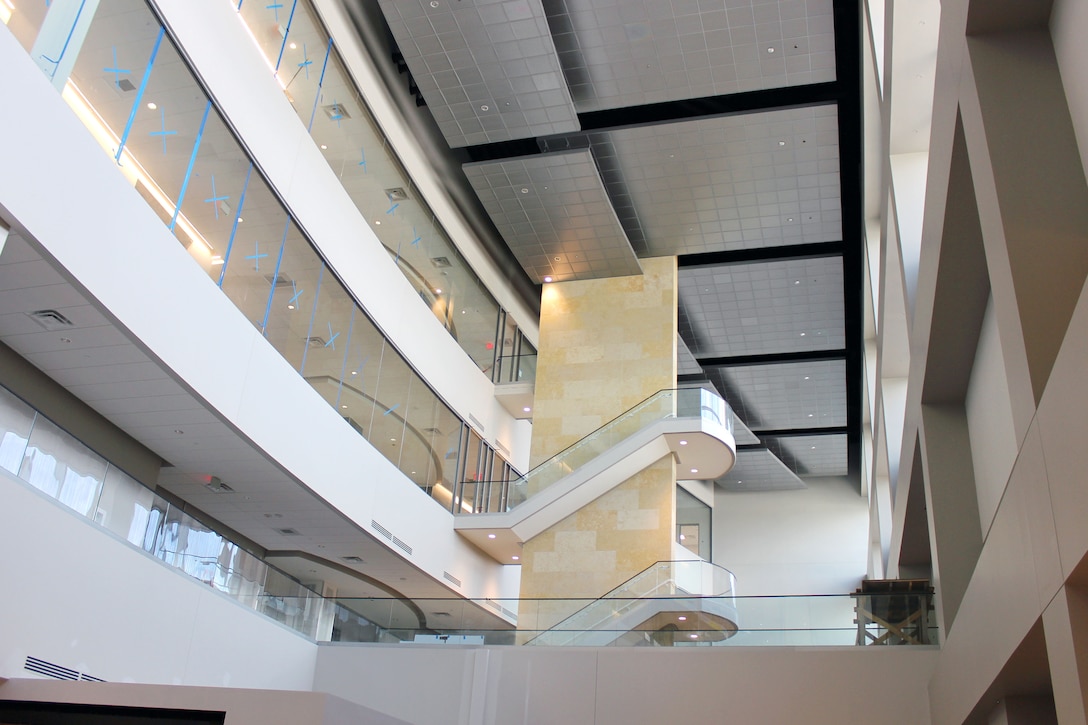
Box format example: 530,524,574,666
519,257,678,635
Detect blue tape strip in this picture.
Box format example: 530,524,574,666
169,99,212,232
40,0,87,80
383,404,401,416
115,26,165,164
306,37,334,132
103,46,131,88
218,163,253,288
273,0,298,72
261,218,291,333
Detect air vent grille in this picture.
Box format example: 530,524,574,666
26,309,74,331
442,571,462,587
24,656,104,682
484,599,502,612
275,528,300,536
306,336,327,348
468,414,485,433
264,273,293,287
384,187,408,201
324,102,351,121
371,520,393,540
341,555,364,564
392,536,413,555
430,256,452,268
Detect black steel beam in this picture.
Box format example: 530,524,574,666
749,426,850,438
697,349,847,368
678,241,845,268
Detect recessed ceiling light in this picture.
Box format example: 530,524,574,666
374,220,381,225
174,429,184,435
59,337,71,344
543,276,553,283
523,406,531,412
480,104,489,111
679,440,688,446
434,288,442,294
146,101,157,110
429,0,439,6
390,438,396,442
287,304,295,310
488,533,496,539
689,633,699,639
521,188,529,194
289,42,297,49
800,332,806,336
804,376,810,380
320,144,327,150
678,615,687,621
808,414,814,418
237,217,244,223
690,468,698,474
511,555,519,561
554,256,561,261
351,370,358,375
794,280,800,284
811,446,817,450
341,404,347,409
778,140,785,145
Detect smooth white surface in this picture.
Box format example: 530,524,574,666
713,478,869,596
965,295,1018,538
314,642,938,725
0,471,318,689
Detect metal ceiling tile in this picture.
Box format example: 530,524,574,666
590,105,841,256
544,0,836,112
377,0,580,147
731,415,761,446
715,448,806,492
764,433,848,477
678,255,845,358
707,359,846,431
463,149,642,281
677,333,701,375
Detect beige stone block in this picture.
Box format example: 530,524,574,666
616,509,661,530
554,529,598,552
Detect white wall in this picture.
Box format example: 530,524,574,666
0,471,317,689
314,642,938,725
713,478,869,595
965,294,1018,537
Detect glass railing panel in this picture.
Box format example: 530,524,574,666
5,0,515,516
0,382,331,641
232,0,506,372
305,592,937,648
18,413,108,517
493,354,537,385
0,386,35,475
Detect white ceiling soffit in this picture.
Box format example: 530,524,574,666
716,448,806,492
377,0,580,147
0,232,508,619
463,148,641,281
731,415,761,446
545,0,838,112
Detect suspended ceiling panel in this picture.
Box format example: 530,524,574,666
764,433,847,476
378,0,580,147
707,359,846,431
716,448,805,492
731,414,761,446
677,333,702,375
678,255,845,357
463,149,642,281
544,0,837,112
589,105,841,256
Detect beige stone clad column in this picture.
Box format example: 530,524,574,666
518,257,678,636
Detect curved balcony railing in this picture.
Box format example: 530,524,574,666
525,560,738,647
456,387,733,516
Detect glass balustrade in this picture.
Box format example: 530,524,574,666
2,0,519,513
458,387,733,514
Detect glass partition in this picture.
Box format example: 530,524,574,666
460,387,733,514
2,0,520,513
0,382,332,639
235,0,507,373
